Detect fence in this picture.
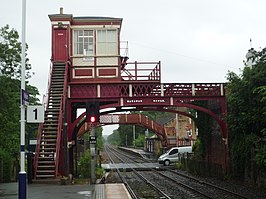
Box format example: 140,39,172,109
0,158,2,183
179,153,224,179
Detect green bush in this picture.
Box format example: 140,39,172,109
78,149,91,178
192,138,204,159
255,146,266,170
96,166,104,178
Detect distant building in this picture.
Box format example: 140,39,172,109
145,107,197,155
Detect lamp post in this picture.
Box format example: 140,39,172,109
19,0,27,198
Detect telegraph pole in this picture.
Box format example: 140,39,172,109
19,0,27,198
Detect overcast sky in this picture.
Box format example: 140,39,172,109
1,0,265,135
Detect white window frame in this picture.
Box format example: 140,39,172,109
73,30,94,58
96,29,118,56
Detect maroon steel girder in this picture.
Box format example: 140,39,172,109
67,82,227,146
69,82,225,99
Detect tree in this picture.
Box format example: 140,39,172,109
95,126,104,150
0,25,31,79
0,25,39,182
107,129,121,145
114,111,173,147
227,47,266,181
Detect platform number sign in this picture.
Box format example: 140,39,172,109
27,105,44,123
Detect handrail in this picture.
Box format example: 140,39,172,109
148,61,161,81
54,95,63,177
44,62,53,110
54,62,68,177
121,61,161,82
34,63,53,178
138,114,167,141
33,123,43,178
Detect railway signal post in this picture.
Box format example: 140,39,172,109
86,101,100,184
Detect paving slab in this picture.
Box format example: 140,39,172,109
0,182,95,199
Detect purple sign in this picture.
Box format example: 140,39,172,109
21,89,29,105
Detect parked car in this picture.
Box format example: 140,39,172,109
158,146,192,166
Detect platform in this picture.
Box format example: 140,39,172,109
118,147,155,159
94,183,132,199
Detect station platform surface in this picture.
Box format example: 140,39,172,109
103,147,161,170
95,183,132,199
118,146,155,159
0,182,132,199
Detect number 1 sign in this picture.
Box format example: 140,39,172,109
26,105,44,123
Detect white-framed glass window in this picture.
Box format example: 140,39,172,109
73,30,94,56
96,29,118,55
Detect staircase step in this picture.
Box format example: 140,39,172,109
40,141,55,147
40,137,57,141
38,156,55,160
45,109,59,115
36,174,55,178
38,165,55,169
46,104,61,108
45,108,60,112
42,125,58,128
51,76,64,79
45,117,59,121
48,94,62,98
53,66,65,69
48,96,61,100
39,145,56,149
50,87,63,90
37,171,55,175
41,135,57,139
34,61,66,180
49,89,63,92
42,131,58,134
39,151,56,155
43,122,58,125
43,118,58,125
41,131,57,134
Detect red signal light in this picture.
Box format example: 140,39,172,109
90,116,96,123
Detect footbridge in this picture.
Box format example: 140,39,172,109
77,114,166,141
34,10,228,180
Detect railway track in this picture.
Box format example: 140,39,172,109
104,144,249,199
105,144,171,198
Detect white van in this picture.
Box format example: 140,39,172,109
158,146,192,166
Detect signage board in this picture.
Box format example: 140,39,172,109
27,105,44,123
89,136,97,144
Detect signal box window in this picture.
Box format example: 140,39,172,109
96,30,118,55
73,30,94,57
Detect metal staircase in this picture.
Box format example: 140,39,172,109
34,62,67,179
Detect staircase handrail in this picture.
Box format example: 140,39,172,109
148,61,161,81
33,122,43,178
33,63,53,178
44,62,53,110
138,114,167,140
54,95,63,177
54,62,68,177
